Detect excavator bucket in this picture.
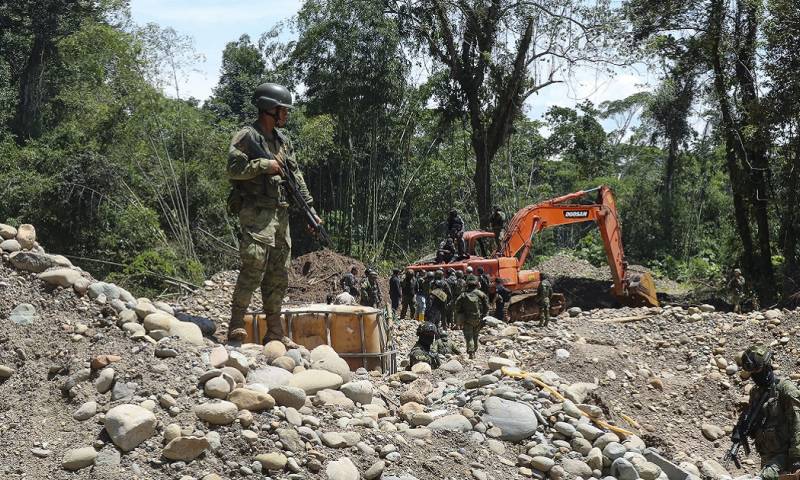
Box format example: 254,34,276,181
617,271,659,307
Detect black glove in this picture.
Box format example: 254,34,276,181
790,462,800,473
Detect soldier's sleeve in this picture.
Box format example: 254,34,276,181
227,128,271,180
781,380,800,459
279,134,316,208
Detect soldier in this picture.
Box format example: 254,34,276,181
476,267,491,296
728,268,746,313
494,277,511,322
446,268,459,327
359,269,382,307
423,271,435,310
341,265,359,298
537,273,553,327
400,269,416,319
454,276,490,359
436,238,456,264
389,268,402,312
333,288,357,305
735,346,800,480
414,271,427,322
447,209,466,258
489,205,506,252
408,322,448,369
226,82,320,346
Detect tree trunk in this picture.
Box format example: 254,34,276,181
662,139,678,250
12,33,50,141
471,128,492,229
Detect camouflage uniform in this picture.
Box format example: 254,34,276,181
446,272,460,328
537,277,553,327
495,282,511,322
454,280,489,358
414,274,427,322
340,271,359,298
489,208,506,252
227,121,315,342
408,324,459,369
728,270,746,313
400,271,416,319
359,276,382,308
427,286,449,328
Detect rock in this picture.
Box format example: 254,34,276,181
326,457,359,480
204,376,231,399
170,320,204,345
38,268,82,288
700,304,715,312
277,428,304,453
134,300,158,319
289,369,343,394
255,452,287,471
612,457,639,480
144,312,175,332
411,362,432,374
226,351,250,374
0,239,20,252
95,368,115,393
111,381,137,401
765,309,783,320
702,423,725,441
94,447,121,469
531,456,555,472
0,364,15,379
194,401,239,425
228,388,275,411
162,436,210,462
272,355,296,371
481,396,538,441
62,446,97,471
0,223,16,240
208,346,228,368
562,458,592,477
603,442,627,460
341,380,374,405
322,431,349,448
10,303,38,325
247,366,293,390
73,401,98,421
440,359,463,373
264,340,287,363
269,385,307,409
164,423,182,443
15,224,36,249
586,447,603,470
554,421,576,437
594,432,621,450
487,356,516,370
365,460,386,480
104,404,157,452
568,306,582,317
564,382,597,404
314,389,354,408
428,414,472,433
10,251,67,272
90,354,122,370
311,347,352,383
701,459,731,480
555,348,570,360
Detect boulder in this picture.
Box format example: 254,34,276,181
289,369,344,394
194,401,238,425
340,380,374,405
162,436,209,461
169,320,204,345
228,388,275,411
144,312,175,332
0,223,16,240
310,345,352,383
38,268,82,288
104,404,157,452
326,457,359,480
9,251,62,273
269,385,307,409
481,396,538,441
427,414,472,433
256,452,288,471
15,224,36,249
0,239,20,252
263,341,287,363
247,366,293,390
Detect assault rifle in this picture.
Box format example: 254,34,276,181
252,139,330,246
724,356,775,468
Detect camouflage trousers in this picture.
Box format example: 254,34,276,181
538,299,551,327
230,206,291,333
462,320,482,355
400,294,415,319
409,345,440,369
760,454,788,480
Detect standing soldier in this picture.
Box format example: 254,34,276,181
359,269,382,307
494,277,511,322
728,268,746,313
489,206,506,252
476,267,491,296
446,268,459,327
341,265,359,298
427,281,449,328
226,82,321,346
732,346,800,480
389,268,402,313
447,209,466,258
414,271,427,322
400,269,416,319
454,275,490,359
537,273,553,327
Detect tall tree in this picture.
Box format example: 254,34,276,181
393,0,618,226
205,34,266,124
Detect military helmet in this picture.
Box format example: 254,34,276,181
417,321,437,337
392,268,400,274
367,269,378,278
252,82,293,111
449,209,458,216
493,205,500,211
466,266,473,274
540,272,548,281
455,271,464,278
426,271,434,278
741,346,772,372
447,268,455,275
734,268,742,275
435,269,444,279
465,275,479,288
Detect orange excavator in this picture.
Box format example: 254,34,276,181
407,185,659,320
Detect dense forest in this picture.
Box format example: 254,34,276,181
1,0,798,303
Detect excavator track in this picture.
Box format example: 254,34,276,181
507,293,566,322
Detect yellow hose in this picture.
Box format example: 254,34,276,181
501,366,636,438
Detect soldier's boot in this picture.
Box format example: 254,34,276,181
262,313,299,349
227,306,248,344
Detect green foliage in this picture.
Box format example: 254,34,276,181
573,231,608,267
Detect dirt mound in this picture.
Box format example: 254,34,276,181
288,249,387,304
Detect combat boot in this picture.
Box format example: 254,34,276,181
227,306,248,344
262,313,299,349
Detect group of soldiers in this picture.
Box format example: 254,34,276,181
328,265,383,307
435,206,507,263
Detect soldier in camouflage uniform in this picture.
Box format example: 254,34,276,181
341,265,359,298
226,82,320,345
445,268,459,328
728,268,746,314
400,269,416,319
738,346,800,480
359,269,382,307
489,206,506,252
408,322,459,369
454,276,490,359
537,272,553,328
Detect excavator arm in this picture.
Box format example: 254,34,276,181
501,185,659,307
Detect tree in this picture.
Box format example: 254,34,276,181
204,34,265,124
393,0,619,226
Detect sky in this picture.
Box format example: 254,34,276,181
129,0,655,123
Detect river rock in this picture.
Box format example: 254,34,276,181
104,404,157,452
612,457,639,480
440,359,463,373
326,457,359,480
427,414,472,433
96,368,115,393
247,366,293,389
0,365,15,379
194,401,238,425
15,224,36,249
562,458,592,477
310,345,352,383
268,385,307,409
10,303,38,325
73,401,98,421
0,239,20,252
263,341,287,363
62,446,97,471
256,452,287,470
340,380,374,405
170,319,204,345
701,423,725,441
487,356,516,370
162,436,209,461
289,369,344,394
0,223,16,239
204,376,231,399
482,396,538,441
38,268,82,288
228,388,275,411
